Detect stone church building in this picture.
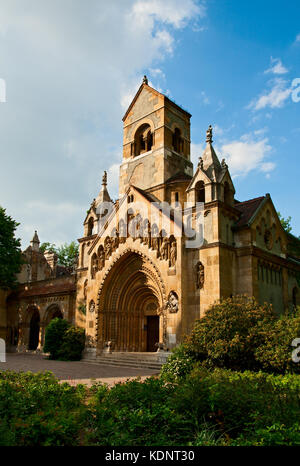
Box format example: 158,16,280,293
1,77,299,355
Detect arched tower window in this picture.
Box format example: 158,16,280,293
195,181,205,203
172,127,183,154
87,217,94,236
134,124,153,156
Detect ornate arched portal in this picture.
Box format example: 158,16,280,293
96,249,166,352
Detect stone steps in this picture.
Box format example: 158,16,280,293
82,352,170,370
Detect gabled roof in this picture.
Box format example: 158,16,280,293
234,196,265,228
122,81,191,122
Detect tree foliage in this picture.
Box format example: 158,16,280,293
277,211,292,233
0,207,22,289
40,241,79,268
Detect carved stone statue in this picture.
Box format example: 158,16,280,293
104,237,112,259
151,224,159,251
89,300,95,313
196,261,205,289
92,255,98,278
160,237,169,260
166,291,179,313
170,240,177,267
98,247,105,270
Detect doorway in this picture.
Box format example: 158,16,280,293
29,310,40,350
146,315,159,352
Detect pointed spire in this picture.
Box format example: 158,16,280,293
95,170,111,206
199,125,222,181
143,75,148,85
30,230,40,251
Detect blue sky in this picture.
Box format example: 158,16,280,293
0,0,299,247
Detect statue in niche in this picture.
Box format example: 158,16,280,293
111,229,119,252
160,237,169,260
98,247,105,270
104,237,112,259
166,291,179,313
151,224,159,251
196,261,205,289
169,240,177,267
89,300,95,313
91,254,98,278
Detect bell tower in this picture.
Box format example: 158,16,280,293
119,76,193,200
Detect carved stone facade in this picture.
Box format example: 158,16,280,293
1,78,300,354
75,78,300,355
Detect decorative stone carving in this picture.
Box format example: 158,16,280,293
91,254,98,279
196,261,204,289
169,240,177,267
104,237,112,259
166,291,179,313
98,246,105,270
160,237,169,260
89,300,95,313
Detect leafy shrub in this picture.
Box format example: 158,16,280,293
172,366,300,444
57,326,85,361
43,318,70,359
43,318,85,361
160,344,196,382
1,367,300,446
0,370,86,446
185,296,276,372
254,308,300,374
87,377,190,446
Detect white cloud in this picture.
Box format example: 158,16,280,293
248,78,292,110
264,57,288,75
131,0,205,29
295,33,300,43
200,90,210,105
0,0,204,246
219,132,274,177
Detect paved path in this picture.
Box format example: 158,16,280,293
0,353,159,387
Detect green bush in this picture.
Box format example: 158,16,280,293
254,308,300,374
160,344,196,382
57,326,85,361
0,370,86,446
43,318,70,359
1,367,300,446
43,318,85,361
185,296,276,372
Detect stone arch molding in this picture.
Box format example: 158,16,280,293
95,247,168,351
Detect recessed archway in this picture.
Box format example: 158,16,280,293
28,309,40,350
97,250,165,352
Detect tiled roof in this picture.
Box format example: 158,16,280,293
234,196,265,228
18,280,76,298
165,172,192,184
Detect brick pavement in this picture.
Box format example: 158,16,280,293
0,353,159,387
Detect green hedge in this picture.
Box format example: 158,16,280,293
1,368,300,446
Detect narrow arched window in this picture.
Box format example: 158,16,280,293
172,128,182,153
87,217,94,236
195,181,205,203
